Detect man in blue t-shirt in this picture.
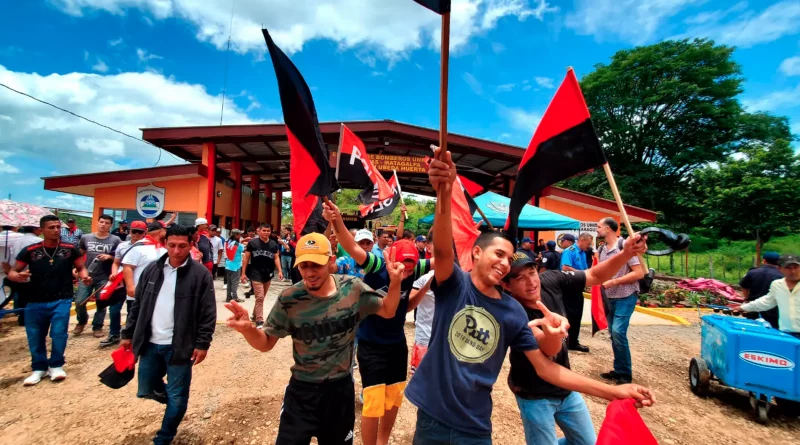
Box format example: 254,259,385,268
560,232,592,353
323,202,432,445
407,147,656,443
224,229,246,303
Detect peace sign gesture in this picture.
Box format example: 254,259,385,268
528,300,570,339
225,300,254,333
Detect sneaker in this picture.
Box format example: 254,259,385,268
568,343,590,353
23,370,48,386
614,375,633,385
72,324,85,335
256,322,264,330
48,367,67,382
222,284,227,290
99,335,120,348
234,298,244,303
599,370,619,380
93,330,105,338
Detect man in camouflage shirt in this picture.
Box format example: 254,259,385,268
225,232,406,445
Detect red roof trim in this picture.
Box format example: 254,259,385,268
43,164,202,190
541,186,657,222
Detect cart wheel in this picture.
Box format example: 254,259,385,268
689,357,711,396
755,402,769,425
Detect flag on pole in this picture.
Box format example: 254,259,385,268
452,176,481,271
337,124,393,201
412,0,451,14
457,165,495,218
590,256,609,335
263,29,338,235
359,175,401,220
505,69,607,236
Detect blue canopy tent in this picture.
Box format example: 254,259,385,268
419,191,579,230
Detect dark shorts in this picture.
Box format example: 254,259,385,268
356,339,408,418
276,376,355,445
247,269,275,283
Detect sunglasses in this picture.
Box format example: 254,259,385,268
131,230,145,234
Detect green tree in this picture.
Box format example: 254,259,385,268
564,38,744,228
694,116,800,258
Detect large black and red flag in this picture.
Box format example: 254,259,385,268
337,124,394,201
504,69,607,236
457,165,495,217
359,174,401,220
263,29,338,235
412,0,451,14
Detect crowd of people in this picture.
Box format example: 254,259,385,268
1,146,797,445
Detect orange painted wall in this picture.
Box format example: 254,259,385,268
92,177,204,231
536,196,620,242
214,183,235,218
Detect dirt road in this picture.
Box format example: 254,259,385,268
0,282,798,444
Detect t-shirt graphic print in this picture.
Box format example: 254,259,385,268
448,305,500,363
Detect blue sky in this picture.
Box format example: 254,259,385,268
2,0,800,212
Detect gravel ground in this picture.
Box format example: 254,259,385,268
0,283,798,445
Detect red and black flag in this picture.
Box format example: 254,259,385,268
337,124,394,201
451,176,481,271
359,174,401,220
412,0,451,14
457,165,495,217
263,29,338,235
590,256,609,335
505,69,607,236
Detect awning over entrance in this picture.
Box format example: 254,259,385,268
420,191,580,230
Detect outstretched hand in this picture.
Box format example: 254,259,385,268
225,300,254,333
322,201,342,223
528,300,570,339
428,146,456,193
612,384,657,408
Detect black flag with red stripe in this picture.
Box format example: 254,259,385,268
263,29,338,235
413,0,451,14
457,166,495,218
505,69,607,236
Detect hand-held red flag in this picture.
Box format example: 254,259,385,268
451,176,481,271
596,399,658,445
590,256,609,335
263,29,338,235
338,124,393,201
505,69,606,236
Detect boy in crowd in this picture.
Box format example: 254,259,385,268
209,225,224,280
111,220,147,315
74,214,121,340
409,230,435,375
10,215,91,386
226,233,405,445
224,229,246,303
121,225,216,445
406,147,655,444
240,223,283,329
323,202,431,445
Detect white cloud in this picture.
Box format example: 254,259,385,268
566,0,698,44
742,85,800,112
780,56,800,77
490,41,505,53
108,37,124,46
13,178,39,185
136,48,162,62
91,59,109,73
33,194,95,212
0,64,258,178
499,132,512,139
462,72,483,96
51,0,556,62
679,1,800,48
0,159,19,174
499,105,540,132
496,83,515,92
533,76,554,89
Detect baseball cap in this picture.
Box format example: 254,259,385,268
67,218,76,223
561,233,576,243
415,235,427,243
209,224,218,231
294,233,333,266
120,220,128,224
392,240,419,264
354,229,374,243
779,254,800,267
763,251,780,261
194,217,208,226
508,252,536,278
231,228,243,235
521,237,532,244
147,222,164,232
546,240,556,249
130,221,147,230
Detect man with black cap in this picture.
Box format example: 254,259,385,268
194,218,214,274
415,235,427,259
60,218,83,245
735,254,800,338
541,240,561,271
518,237,537,262
111,220,130,240
738,251,783,328
560,233,592,353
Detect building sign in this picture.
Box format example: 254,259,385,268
369,154,428,174
341,212,362,223
136,184,166,218
554,221,598,251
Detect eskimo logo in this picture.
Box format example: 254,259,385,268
448,305,500,363
739,351,795,369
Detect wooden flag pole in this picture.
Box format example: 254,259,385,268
434,11,451,215
393,170,409,220
602,163,647,269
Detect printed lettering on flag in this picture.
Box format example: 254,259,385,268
359,175,401,220
337,125,393,201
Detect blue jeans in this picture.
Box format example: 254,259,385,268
137,343,193,445
606,293,638,378
412,409,491,445
280,255,293,278
515,392,596,445
74,279,109,331
25,299,71,371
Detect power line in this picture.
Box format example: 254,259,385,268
0,82,188,166
219,0,236,125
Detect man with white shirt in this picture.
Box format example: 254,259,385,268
1,226,23,308
121,224,216,445
208,225,223,281
121,222,167,309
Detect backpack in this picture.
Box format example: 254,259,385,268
598,238,654,294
